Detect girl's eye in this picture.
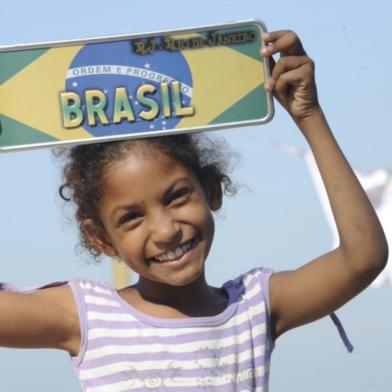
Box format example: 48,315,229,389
168,188,192,204
119,211,142,226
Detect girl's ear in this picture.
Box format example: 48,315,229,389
201,166,223,211
83,219,118,257
208,181,223,211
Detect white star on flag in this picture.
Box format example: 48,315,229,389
144,63,151,69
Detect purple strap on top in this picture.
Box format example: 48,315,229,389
330,312,354,353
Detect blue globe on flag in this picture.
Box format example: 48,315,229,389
65,40,193,137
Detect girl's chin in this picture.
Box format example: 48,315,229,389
146,263,204,287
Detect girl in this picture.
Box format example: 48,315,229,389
0,30,388,391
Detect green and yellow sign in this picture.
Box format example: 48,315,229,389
0,20,273,151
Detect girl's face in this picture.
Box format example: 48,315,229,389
93,149,220,287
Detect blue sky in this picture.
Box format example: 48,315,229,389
0,1,391,391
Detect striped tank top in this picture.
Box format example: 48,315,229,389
68,268,274,391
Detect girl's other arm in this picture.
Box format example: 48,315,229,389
262,31,388,339
0,285,80,355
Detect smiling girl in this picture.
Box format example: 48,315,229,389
0,30,388,391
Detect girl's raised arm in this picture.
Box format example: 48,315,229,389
0,285,80,355
262,30,388,339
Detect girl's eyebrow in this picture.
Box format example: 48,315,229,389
161,177,194,199
110,177,193,219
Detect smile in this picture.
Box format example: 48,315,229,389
149,237,197,263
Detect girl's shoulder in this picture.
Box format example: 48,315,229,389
228,267,274,294
225,267,274,312
0,275,114,299
230,267,274,286
68,277,116,295
0,279,81,354
0,277,123,357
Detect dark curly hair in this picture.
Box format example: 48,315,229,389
58,134,237,260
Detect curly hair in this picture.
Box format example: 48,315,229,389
58,133,237,260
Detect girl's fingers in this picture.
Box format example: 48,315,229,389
267,55,276,77
275,67,304,94
271,56,313,81
265,56,313,92
261,30,306,57
275,63,316,104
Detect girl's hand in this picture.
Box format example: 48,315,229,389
261,30,319,124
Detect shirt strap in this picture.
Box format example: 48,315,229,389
330,312,354,353
0,281,68,293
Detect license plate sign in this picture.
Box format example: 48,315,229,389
0,20,273,151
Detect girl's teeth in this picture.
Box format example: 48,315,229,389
154,239,194,262
168,251,176,259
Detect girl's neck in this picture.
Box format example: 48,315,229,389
131,272,228,317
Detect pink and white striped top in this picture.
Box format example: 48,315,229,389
68,268,274,391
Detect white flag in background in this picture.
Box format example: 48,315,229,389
304,151,392,288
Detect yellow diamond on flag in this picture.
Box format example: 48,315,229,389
0,45,92,142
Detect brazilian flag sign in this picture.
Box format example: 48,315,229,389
0,20,273,151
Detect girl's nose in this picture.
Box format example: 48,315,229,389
149,210,181,247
